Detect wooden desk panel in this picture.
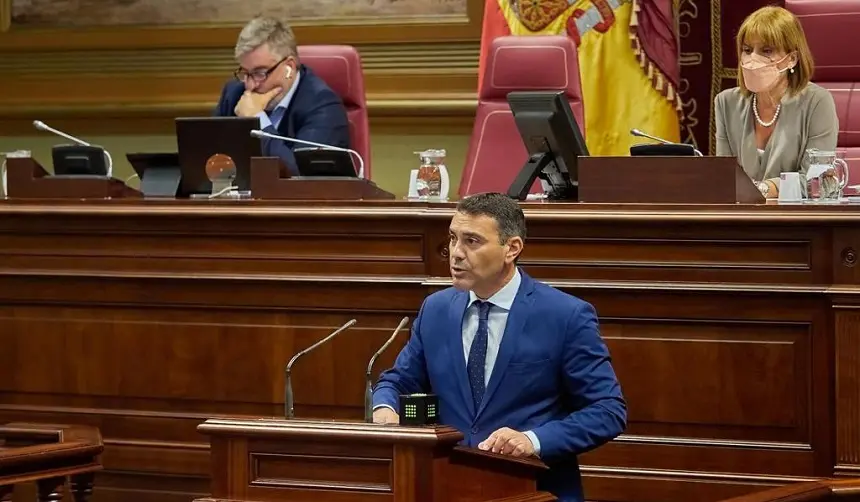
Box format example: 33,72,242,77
0,200,858,502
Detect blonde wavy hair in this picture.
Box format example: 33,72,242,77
736,6,814,97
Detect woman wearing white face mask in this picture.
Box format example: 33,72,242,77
714,6,838,198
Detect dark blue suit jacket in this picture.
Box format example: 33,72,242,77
373,270,626,502
213,65,350,175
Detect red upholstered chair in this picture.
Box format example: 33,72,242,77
460,36,584,197
787,0,860,192
297,45,371,179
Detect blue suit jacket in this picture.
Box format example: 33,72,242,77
373,270,626,502
213,65,350,175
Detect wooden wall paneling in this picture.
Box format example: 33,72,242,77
0,0,484,50
520,221,826,285
571,286,831,502
242,439,396,501
0,200,858,502
830,226,860,477
0,0,7,32
0,0,483,136
833,227,860,286
0,305,417,413
833,302,860,478
579,471,814,502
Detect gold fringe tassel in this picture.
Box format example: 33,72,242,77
629,0,684,120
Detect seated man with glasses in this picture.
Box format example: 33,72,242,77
214,17,350,175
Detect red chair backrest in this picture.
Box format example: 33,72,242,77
786,0,860,189
460,35,585,196
298,45,371,178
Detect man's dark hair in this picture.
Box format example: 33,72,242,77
456,192,526,244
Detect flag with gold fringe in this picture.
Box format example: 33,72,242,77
477,0,683,156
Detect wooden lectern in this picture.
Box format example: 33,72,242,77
249,157,396,200
4,157,138,199
577,156,765,204
195,418,555,502
0,423,103,501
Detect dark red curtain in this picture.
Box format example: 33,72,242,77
678,0,784,154
637,0,682,95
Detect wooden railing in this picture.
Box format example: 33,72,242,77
0,423,103,502
719,480,860,502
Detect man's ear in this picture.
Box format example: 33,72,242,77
506,237,524,263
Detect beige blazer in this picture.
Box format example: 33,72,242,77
714,83,838,185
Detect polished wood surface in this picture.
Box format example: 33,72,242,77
718,479,860,502
0,423,103,502
195,418,551,502
0,200,859,502
577,156,765,204
5,158,140,200
249,158,395,200
0,0,483,137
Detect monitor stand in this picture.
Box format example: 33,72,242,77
139,167,181,198
507,152,577,201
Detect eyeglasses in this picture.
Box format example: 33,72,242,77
234,57,288,83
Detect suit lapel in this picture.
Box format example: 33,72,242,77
277,66,308,138
278,107,295,138
448,291,475,417
475,271,535,418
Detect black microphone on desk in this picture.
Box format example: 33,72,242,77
285,318,357,419
249,129,366,179
630,128,704,157
364,316,410,423
33,120,115,177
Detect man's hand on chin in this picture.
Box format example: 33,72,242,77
478,427,536,458
234,87,283,118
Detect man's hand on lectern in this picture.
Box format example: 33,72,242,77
373,407,400,424
479,427,536,457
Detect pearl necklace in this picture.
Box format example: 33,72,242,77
753,94,780,128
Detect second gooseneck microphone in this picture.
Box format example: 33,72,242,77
285,318,357,419
364,316,410,423
630,128,704,157
32,120,115,177
250,129,366,179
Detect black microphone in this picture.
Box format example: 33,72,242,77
33,120,115,176
250,129,366,179
365,316,409,423
285,318,357,419
630,128,703,157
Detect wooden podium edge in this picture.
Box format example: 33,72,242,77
452,445,549,471
195,495,557,502
197,417,463,445
484,494,557,502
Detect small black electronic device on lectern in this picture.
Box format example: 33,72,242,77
398,393,439,425
630,144,698,156
52,145,110,177
506,90,589,201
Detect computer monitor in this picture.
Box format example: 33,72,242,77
506,90,588,201
175,116,263,197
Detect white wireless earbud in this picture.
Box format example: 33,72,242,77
285,66,292,79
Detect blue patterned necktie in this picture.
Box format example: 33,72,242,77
269,106,286,130
467,301,492,410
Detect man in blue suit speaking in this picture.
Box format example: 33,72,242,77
372,193,626,502
213,17,350,175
